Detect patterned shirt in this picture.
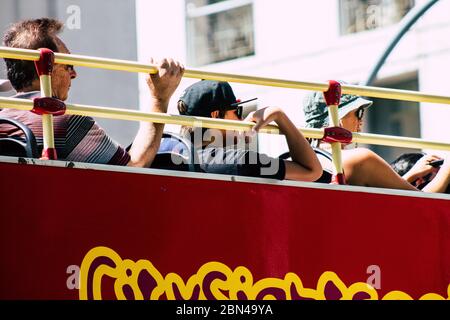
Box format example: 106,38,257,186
0,91,130,165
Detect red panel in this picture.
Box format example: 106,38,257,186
323,80,342,106
34,48,54,76
322,126,353,144
0,162,449,299
32,97,66,116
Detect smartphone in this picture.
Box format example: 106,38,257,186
429,159,444,167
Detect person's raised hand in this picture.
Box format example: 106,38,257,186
403,154,442,183
146,58,184,111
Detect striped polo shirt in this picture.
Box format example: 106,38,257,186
0,91,130,165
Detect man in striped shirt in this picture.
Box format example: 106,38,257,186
0,18,184,167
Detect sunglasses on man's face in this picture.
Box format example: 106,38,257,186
229,98,257,119
235,105,243,119
220,98,257,119
64,64,74,72
220,106,243,119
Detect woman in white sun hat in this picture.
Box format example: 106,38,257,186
302,89,450,193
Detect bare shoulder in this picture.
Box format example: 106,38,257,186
342,148,378,161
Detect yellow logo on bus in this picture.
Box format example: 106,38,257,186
79,246,449,300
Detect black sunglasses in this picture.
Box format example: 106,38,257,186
222,98,258,119
65,64,74,72
355,108,365,120
220,106,243,119
235,105,243,119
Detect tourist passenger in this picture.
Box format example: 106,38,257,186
0,18,184,167
176,80,322,181
302,90,450,193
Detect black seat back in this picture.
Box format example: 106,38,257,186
0,117,38,158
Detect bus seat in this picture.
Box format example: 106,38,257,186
151,132,201,172
0,117,38,158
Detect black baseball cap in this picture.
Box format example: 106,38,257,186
178,80,256,117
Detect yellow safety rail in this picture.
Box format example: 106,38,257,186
1,96,449,152
2,46,450,105
1,41,450,183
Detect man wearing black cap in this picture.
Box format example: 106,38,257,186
176,80,322,181
302,90,450,193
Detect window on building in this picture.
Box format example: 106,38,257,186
340,0,415,35
365,76,421,163
186,0,255,66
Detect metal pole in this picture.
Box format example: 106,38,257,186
34,48,58,160
323,81,346,184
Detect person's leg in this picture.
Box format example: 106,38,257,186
342,148,417,191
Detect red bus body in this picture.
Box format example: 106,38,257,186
0,157,449,300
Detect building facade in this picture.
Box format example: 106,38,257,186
1,0,449,161
137,0,450,161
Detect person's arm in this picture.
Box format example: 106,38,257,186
402,154,442,183
245,107,322,181
422,158,450,193
325,148,450,194
127,58,184,167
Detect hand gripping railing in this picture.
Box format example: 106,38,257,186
1,46,450,183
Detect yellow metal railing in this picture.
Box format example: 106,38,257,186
0,46,449,172
1,96,449,152
2,46,450,105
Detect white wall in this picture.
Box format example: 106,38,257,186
135,0,189,134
